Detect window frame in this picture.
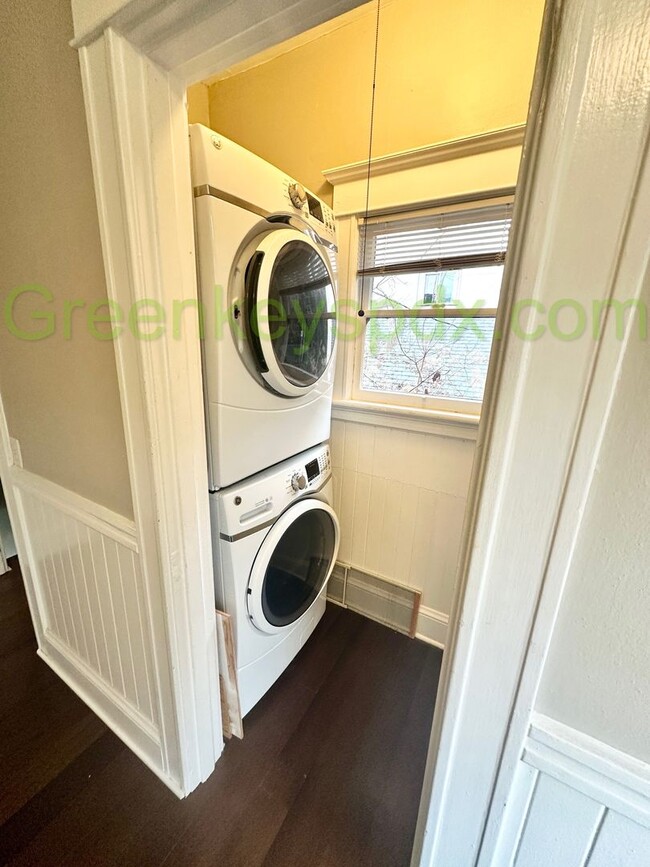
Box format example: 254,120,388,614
338,193,515,418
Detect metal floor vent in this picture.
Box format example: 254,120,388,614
327,563,421,638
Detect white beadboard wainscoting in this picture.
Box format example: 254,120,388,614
493,713,650,867
8,466,166,780
330,407,477,647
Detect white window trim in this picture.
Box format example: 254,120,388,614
332,398,480,441
331,192,515,426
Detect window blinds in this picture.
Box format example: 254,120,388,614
359,202,513,276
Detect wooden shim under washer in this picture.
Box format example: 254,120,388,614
215,610,243,740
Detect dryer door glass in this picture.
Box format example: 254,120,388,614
267,240,335,388
247,231,337,396
261,506,336,628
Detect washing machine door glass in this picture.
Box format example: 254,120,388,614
247,499,340,634
245,228,336,397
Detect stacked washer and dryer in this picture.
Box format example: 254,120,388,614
190,124,340,717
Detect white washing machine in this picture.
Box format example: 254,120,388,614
211,442,339,716
190,124,338,490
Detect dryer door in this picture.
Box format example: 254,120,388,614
247,499,340,635
244,229,336,397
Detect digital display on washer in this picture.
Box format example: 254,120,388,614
306,193,324,223
305,459,320,483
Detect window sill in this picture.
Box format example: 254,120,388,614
331,399,480,440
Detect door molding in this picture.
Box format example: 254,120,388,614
77,26,231,794
412,0,650,863
492,714,650,863
71,0,369,798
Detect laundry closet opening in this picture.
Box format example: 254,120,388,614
184,0,542,861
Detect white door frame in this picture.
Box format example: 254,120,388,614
70,0,371,800
412,0,650,862
70,0,650,859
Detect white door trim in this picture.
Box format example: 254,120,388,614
78,30,223,792
412,0,650,863
71,0,369,798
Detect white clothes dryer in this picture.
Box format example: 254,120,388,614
211,443,339,717
190,124,338,490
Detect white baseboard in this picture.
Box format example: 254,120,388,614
38,635,182,797
44,628,160,743
416,605,449,649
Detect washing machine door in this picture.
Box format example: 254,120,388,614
244,228,336,397
247,498,340,635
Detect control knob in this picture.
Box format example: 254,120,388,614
291,471,307,492
288,182,307,208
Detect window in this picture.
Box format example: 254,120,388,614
353,198,513,413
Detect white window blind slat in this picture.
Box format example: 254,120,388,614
359,203,513,273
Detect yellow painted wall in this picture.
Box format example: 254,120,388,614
202,0,544,203
186,82,210,126
0,0,133,517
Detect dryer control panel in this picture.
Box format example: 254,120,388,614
282,178,336,236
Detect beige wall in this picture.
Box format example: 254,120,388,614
201,0,543,203
0,0,132,518
537,292,650,762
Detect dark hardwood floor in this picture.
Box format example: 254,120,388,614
0,557,442,866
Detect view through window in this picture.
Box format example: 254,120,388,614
357,200,512,406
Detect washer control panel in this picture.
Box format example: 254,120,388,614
216,443,333,535
285,445,331,496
